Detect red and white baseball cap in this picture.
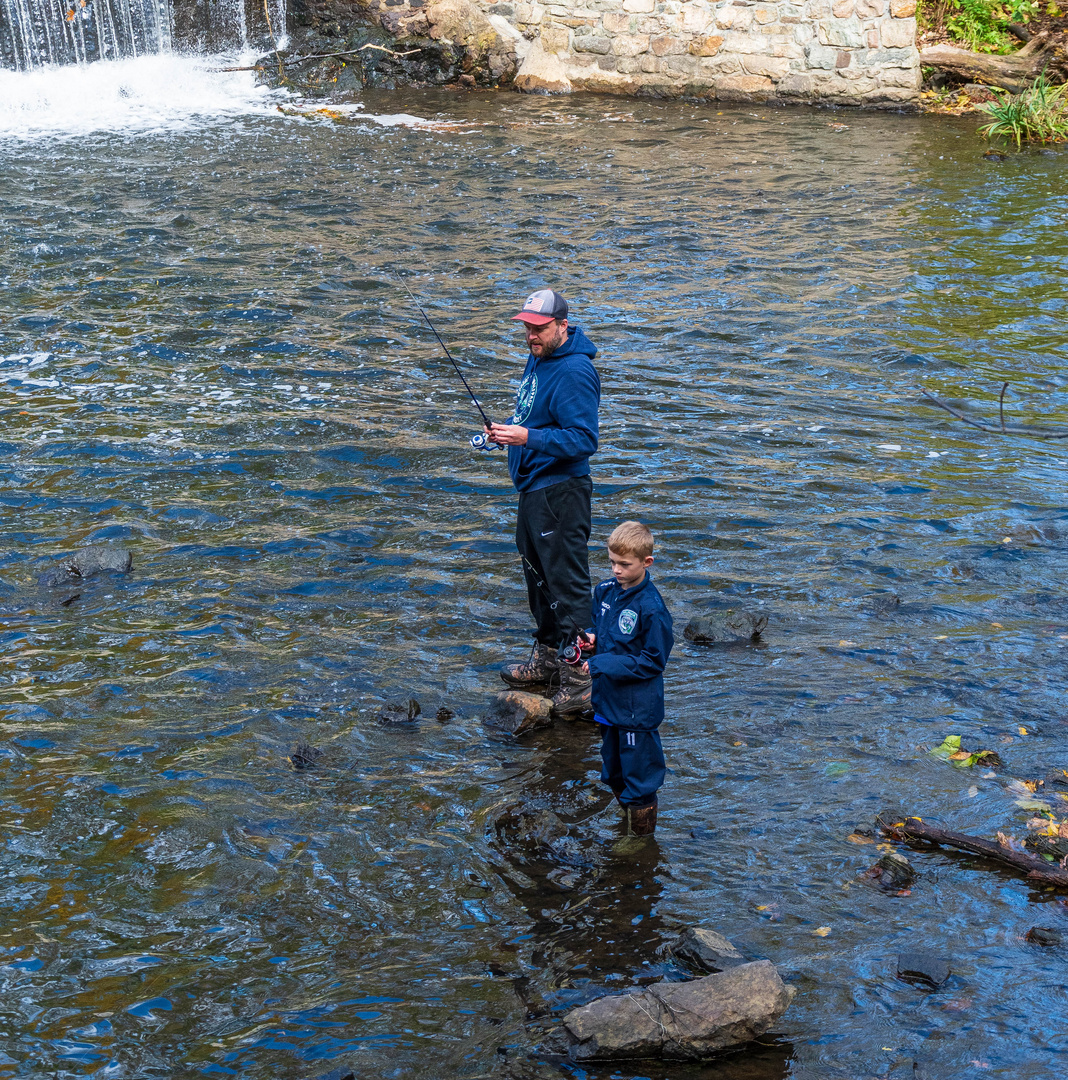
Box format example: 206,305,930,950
512,289,569,326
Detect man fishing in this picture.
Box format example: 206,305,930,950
485,289,601,716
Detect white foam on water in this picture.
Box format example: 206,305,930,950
0,353,52,369
0,54,286,141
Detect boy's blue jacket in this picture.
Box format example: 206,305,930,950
507,325,600,493
586,573,673,730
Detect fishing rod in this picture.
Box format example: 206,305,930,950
519,552,593,665
394,273,499,451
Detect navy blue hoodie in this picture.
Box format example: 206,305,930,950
586,573,674,731
507,325,600,494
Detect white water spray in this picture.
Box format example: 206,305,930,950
0,54,284,138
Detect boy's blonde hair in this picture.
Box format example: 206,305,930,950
608,520,654,560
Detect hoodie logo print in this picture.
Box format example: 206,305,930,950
618,609,638,635
513,373,538,425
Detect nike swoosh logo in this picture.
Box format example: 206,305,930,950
541,530,554,537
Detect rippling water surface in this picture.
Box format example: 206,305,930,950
0,64,1067,1078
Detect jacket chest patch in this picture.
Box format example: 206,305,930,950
513,373,538,425
618,608,638,635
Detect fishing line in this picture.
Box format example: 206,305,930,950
519,552,592,662
393,272,498,445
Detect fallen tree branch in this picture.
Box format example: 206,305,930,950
281,44,422,66
919,32,1068,93
920,387,1068,439
877,812,1068,887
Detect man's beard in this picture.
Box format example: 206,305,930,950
539,330,566,359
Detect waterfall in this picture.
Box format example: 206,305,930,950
0,0,287,71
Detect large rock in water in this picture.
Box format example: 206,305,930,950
483,690,552,735
683,611,767,645
514,39,572,94
563,960,795,1061
398,0,521,84
37,543,132,587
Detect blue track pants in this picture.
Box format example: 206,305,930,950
599,725,665,808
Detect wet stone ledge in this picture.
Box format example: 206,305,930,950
278,0,920,104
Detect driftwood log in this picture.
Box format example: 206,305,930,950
877,812,1068,887
920,31,1068,93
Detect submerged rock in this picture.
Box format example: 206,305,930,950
862,851,915,893
562,960,795,1061
289,743,324,770
495,806,573,851
435,706,455,723
683,611,767,645
862,592,901,616
1026,926,1063,946
483,690,552,735
378,698,421,724
38,543,133,587
670,927,747,973
896,952,949,989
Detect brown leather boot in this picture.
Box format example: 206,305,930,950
628,800,658,836
501,642,559,689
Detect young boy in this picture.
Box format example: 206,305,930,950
580,521,674,836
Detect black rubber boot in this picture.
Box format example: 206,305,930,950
501,642,559,689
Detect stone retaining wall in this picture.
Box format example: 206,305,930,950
289,0,920,103
522,0,920,103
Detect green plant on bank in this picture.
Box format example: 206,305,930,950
918,0,1038,52
979,72,1068,145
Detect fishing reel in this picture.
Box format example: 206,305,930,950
470,432,500,451
558,635,593,666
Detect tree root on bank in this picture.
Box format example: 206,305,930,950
876,812,1068,888
919,31,1068,94
212,43,423,74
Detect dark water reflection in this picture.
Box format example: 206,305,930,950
0,88,1067,1077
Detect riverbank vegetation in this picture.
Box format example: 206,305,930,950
919,0,1065,53
979,71,1068,142
917,0,1068,140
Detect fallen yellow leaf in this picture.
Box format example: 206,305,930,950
838,640,856,646
1019,726,1028,736
813,926,831,936
990,622,1003,628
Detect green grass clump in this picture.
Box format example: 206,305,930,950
978,73,1068,145
919,0,1038,53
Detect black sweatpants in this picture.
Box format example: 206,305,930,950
516,475,593,648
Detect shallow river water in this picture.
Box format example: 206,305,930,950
0,57,1067,1079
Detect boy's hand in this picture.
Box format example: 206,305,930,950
580,661,590,675
581,632,595,646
